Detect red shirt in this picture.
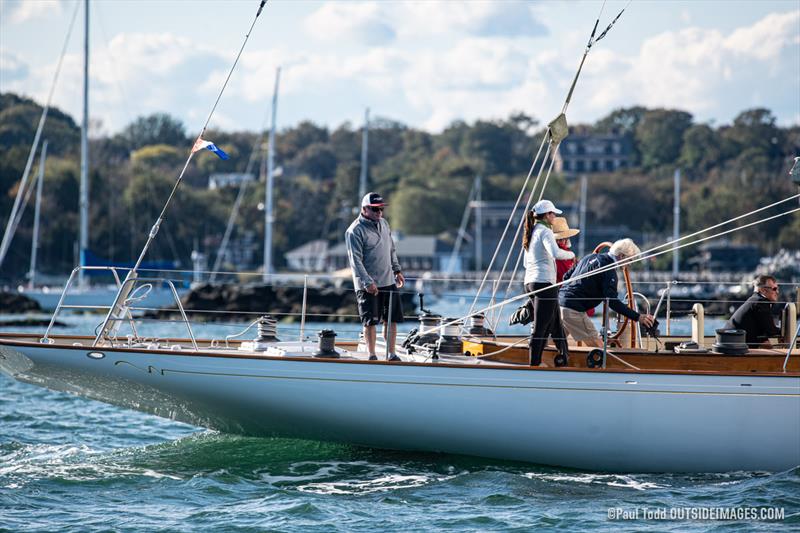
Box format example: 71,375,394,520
555,240,574,283
556,240,594,316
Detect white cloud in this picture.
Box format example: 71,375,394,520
573,10,800,122
2,31,232,133
0,48,29,84
303,2,396,46
396,2,547,38
2,0,62,25
725,10,800,60
3,4,796,137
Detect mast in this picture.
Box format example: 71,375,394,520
263,66,280,281
446,176,478,275
578,175,587,257
672,168,681,278
78,0,89,288
358,107,370,202
475,175,482,271
28,141,47,289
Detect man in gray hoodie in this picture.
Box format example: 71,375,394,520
345,192,405,360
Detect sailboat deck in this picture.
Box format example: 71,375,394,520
1,332,797,377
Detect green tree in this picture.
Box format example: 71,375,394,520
278,121,329,162
291,142,338,180
594,106,648,136
118,113,187,151
679,124,722,176
635,109,693,169
130,144,185,171
721,108,784,172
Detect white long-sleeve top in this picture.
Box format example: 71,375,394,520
523,223,575,284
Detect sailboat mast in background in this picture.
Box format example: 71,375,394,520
263,66,280,281
358,108,370,202
27,141,47,289
78,0,90,288
672,168,681,278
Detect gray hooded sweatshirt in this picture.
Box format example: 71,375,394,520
345,215,401,290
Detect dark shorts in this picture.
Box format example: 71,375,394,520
356,284,405,326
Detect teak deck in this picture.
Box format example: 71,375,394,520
464,335,800,373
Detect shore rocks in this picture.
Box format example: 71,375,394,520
0,291,42,314
147,282,417,322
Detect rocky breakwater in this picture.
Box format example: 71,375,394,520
146,282,417,323
0,291,42,314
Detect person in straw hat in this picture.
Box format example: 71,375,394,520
551,217,579,283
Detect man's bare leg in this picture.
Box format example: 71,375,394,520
388,322,397,354
364,325,377,357
381,322,399,359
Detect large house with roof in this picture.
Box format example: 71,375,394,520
554,133,635,177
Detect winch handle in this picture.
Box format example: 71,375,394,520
418,293,432,315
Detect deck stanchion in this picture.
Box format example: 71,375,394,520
783,321,800,372
299,275,308,351
42,266,80,342
386,289,393,359
602,297,609,368
666,281,673,335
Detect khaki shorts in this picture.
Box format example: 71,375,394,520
561,306,601,342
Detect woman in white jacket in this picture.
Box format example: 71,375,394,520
522,200,575,366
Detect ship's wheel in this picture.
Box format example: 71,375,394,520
592,242,638,348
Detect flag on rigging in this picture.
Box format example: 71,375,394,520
192,137,229,160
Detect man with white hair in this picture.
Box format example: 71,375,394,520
558,238,655,347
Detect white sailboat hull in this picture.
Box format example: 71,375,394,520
1,339,798,473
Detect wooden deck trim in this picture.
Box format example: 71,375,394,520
1,333,798,378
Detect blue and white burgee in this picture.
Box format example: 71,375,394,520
192,137,229,160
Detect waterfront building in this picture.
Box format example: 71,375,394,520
554,133,635,177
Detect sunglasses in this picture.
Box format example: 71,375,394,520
369,206,384,213
762,286,779,292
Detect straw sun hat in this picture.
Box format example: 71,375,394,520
552,217,580,239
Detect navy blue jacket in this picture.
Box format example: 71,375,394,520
558,253,640,321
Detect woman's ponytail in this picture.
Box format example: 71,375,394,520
522,211,535,250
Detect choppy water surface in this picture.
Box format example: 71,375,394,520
1,315,797,531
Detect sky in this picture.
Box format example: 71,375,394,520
1,0,798,137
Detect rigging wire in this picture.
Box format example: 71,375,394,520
129,0,268,275
444,200,800,334
466,132,550,316
490,147,562,329
0,0,81,270
467,3,630,321
95,0,269,344
211,99,275,280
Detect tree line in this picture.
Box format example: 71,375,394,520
0,91,798,281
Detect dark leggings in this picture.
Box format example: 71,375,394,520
525,282,569,366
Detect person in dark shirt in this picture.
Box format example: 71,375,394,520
724,275,782,348
558,238,654,347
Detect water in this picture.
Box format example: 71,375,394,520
1,314,798,531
